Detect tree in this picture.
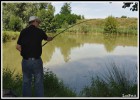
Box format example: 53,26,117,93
2,3,49,31
122,2,138,11
9,15,23,31
121,15,127,18
60,3,71,15
55,3,83,28
37,3,57,33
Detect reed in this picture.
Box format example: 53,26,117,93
80,62,137,97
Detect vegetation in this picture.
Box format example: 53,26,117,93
3,67,76,97
2,17,137,43
3,16,137,43
121,15,127,18
54,3,83,29
104,16,118,33
2,3,83,33
67,17,137,35
80,62,137,97
3,31,19,43
2,2,137,42
3,61,137,97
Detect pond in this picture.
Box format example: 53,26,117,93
3,33,138,94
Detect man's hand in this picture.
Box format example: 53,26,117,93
47,37,53,41
16,44,21,52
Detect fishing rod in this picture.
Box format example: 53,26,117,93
42,19,93,47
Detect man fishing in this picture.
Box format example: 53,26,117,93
16,16,53,97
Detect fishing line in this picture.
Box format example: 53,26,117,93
42,19,93,47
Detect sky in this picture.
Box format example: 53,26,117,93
51,1,139,19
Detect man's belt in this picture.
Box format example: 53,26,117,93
23,57,40,60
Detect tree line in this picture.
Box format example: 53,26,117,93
3,3,84,33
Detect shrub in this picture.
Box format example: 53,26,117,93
104,16,118,33
3,31,19,43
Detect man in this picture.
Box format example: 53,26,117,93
16,16,53,97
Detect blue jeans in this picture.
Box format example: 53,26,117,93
22,58,44,97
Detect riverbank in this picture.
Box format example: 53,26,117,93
67,18,137,34
2,18,137,43
2,62,137,97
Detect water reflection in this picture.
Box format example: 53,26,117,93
42,33,137,64
45,55,137,94
103,34,117,52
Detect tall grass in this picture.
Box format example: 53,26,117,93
66,18,137,35
3,67,22,96
80,62,137,97
2,67,76,97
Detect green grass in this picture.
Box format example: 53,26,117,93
65,18,137,34
80,62,137,97
2,67,76,97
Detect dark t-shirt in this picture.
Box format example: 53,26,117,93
17,25,48,58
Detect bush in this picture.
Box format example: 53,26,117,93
3,68,22,96
121,16,127,18
3,31,19,43
104,16,118,33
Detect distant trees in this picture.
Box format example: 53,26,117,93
54,3,84,28
2,3,84,32
121,16,127,18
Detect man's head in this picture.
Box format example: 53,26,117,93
29,16,41,27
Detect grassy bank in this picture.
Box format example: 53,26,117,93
67,18,137,35
2,18,137,43
80,62,137,97
2,67,76,97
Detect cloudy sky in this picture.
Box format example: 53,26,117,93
51,1,138,19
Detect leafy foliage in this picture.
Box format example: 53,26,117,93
60,3,71,15
104,16,118,33
37,4,57,33
55,3,83,28
2,2,83,33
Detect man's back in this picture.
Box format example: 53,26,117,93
17,25,48,59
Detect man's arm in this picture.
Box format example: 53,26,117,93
16,44,21,52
